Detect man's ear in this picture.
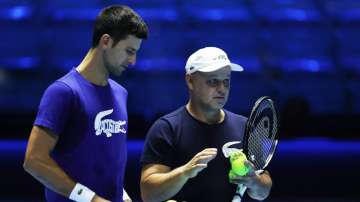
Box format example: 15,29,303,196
185,74,194,90
99,34,112,49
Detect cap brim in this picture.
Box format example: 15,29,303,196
230,63,244,72
196,63,244,73
197,64,226,73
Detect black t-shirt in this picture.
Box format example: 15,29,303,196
141,106,247,202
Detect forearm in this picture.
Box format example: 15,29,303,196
141,166,189,202
247,171,272,200
24,126,105,201
23,155,76,197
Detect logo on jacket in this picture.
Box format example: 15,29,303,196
94,109,127,138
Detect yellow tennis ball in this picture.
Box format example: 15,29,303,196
232,158,249,176
230,151,249,176
228,169,236,181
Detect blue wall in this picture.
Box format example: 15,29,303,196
0,0,359,117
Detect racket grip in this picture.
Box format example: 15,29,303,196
232,195,241,202
233,184,247,202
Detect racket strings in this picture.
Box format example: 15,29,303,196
248,101,278,170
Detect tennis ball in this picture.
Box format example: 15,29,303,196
229,151,249,176
228,169,237,180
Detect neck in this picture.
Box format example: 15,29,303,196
76,48,109,86
186,101,225,124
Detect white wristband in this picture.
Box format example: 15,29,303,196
69,183,95,202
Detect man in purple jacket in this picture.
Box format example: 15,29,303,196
23,5,148,202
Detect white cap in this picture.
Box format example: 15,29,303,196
185,47,244,74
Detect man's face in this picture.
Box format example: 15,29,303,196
103,35,142,76
190,66,232,111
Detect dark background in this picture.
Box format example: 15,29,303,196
1,0,360,201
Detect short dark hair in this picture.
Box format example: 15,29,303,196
92,5,148,48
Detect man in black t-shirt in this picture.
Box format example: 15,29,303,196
140,47,272,202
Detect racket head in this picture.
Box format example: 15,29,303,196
243,96,280,170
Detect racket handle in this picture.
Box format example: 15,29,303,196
233,170,263,202
232,195,241,202
239,185,247,196
233,184,247,202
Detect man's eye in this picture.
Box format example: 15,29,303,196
126,50,135,55
206,79,230,87
224,79,230,87
207,79,219,87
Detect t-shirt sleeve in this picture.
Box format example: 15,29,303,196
34,81,74,135
140,119,176,167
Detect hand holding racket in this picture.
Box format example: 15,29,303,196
223,96,279,202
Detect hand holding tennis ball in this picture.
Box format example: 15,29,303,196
229,151,249,178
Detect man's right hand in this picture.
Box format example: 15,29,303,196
181,148,217,178
91,195,111,202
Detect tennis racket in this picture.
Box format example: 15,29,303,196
233,96,279,202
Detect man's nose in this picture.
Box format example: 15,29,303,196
128,54,136,65
216,82,228,94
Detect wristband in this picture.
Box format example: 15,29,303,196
69,183,95,202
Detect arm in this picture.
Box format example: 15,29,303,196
140,148,217,202
23,126,109,202
23,126,75,196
